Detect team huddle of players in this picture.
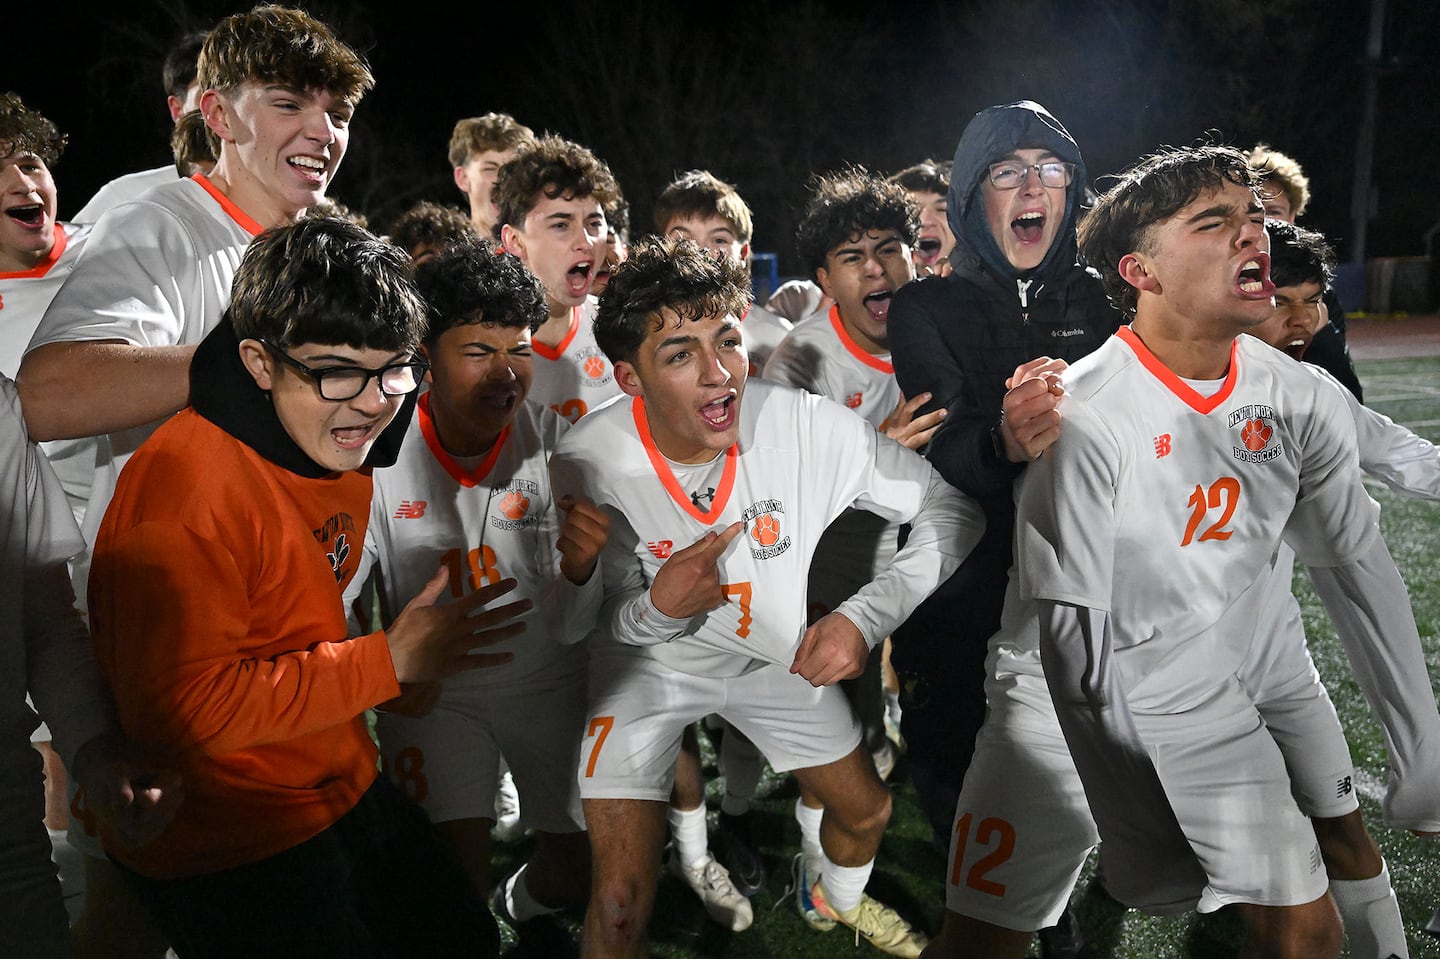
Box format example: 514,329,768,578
3,5,1439,959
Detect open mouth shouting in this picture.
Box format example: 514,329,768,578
862,289,895,325
5,202,47,232
566,259,594,297
1012,211,1045,245
915,237,944,266
699,392,739,432
1280,330,1312,360
1235,253,1276,298
331,418,383,452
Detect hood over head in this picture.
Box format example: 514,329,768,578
948,100,1087,282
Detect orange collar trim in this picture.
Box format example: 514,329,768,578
192,174,265,237
1117,326,1238,414
829,305,893,374
534,306,580,361
0,223,67,279
418,391,509,487
632,396,737,524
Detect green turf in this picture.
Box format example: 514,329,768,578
494,354,1440,957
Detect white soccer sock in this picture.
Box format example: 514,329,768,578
819,856,873,915
503,864,561,923
794,799,824,871
1331,862,1409,959
668,803,710,869
719,732,764,816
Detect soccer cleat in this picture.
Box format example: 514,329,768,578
711,812,766,897
493,770,524,843
790,852,837,931
797,855,928,958
669,853,754,932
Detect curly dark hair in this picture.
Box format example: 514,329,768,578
594,235,752,365
1077,144,1260,318
413,238,547,343
1266,219,1336,291
386,201,478,261
0,92,67,165
229,216,424,352
795,167,919,275
492,135,619,237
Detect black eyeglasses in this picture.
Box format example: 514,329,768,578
262,341,427,401
986,160,1075,191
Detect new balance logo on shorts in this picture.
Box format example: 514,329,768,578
394,500,427,519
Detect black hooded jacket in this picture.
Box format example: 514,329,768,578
888,101,1121,679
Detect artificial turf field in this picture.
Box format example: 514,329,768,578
495,353,1440,958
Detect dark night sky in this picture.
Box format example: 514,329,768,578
12,0,1440,282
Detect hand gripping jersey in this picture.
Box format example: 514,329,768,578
527,298,619,423
549,378,982,679
344,395,598,686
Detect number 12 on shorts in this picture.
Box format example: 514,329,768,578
950,812,1015,896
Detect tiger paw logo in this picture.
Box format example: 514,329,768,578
1228,404,1282,463
741,499,791,559
499,490,530,521
646,540,674,560
490,479,542,530
750,513,781,547
844,391,863,409
576,346,612,387
1241,418,1271,451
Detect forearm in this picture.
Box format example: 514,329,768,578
924,410,1024,496
24,563,118,769
1306,535,1440,831
18,341,197,440
835,469,982,647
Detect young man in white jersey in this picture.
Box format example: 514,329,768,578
925,144,1429,959
550,236,984,958
342,239,608,949
889,161,955,278
655,170,792,377
15,7,374,952
764,169,945,887
1235,218,1440,958
495,135,620,423
448,113,536,240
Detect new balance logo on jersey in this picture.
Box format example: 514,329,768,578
1228,404,1282,463
844,391,863,409
1154,434,1172,458
1309,844,1323,874
394,500,427,519
1336,775,1353,798
647,540,674,560
742,499,792,559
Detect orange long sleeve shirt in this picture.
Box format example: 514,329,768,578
89,409,402,878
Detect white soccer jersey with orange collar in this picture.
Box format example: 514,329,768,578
0,223,91,377
344,394,597,686
762,305,901,428
1005,328,1378,719
527,297,619,423
549,378,981,678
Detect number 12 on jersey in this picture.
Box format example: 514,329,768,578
1181,476,1241,546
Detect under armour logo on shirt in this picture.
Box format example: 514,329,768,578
690,487,716,508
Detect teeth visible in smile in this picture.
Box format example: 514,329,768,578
1015,212,1043,224
289,156,325,171
7,204,42,224
1238,258,1265,292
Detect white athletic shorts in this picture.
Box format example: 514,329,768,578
579,642,861,802
1241,604,1359,819
947,676,1328,930
376,669,587,833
